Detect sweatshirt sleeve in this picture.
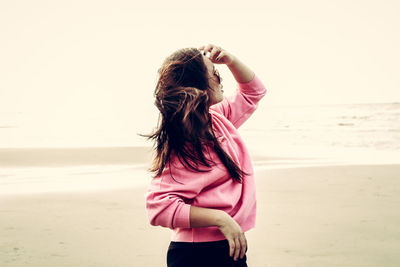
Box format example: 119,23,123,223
210,74,267,129
145,159,204,229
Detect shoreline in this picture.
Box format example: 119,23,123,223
1,145,399,168
1,161,399,198
0,146,154,167
1,145,400,197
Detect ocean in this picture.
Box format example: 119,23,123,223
2,102,399,152
1,102,399,195
241,102,400,167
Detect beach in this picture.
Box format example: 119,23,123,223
1,146,399,266
2,0,400,265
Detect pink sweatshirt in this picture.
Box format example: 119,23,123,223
145,74,267,242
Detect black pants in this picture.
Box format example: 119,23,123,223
167,239,248,267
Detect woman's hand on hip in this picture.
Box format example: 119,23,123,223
198,44,235,66
217,212,247,261
189,206,247,261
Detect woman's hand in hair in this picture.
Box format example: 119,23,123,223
199,44,254,83
198,44,235,66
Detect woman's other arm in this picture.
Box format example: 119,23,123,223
190,206,247,261
146,163,247,261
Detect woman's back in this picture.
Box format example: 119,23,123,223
143,44,267,266
146,72,267,242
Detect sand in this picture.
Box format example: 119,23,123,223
1,151,400,266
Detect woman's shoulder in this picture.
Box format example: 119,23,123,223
209,108,236,139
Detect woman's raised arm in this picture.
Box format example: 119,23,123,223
201,44,267,129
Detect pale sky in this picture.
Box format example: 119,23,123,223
1,0,399,147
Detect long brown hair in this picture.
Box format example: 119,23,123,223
139,48,249,183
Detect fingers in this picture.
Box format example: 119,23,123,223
229,233,247,261
233,234,247,261
198,44,213,56
233,237,241,261
209,46,222,61
198,44,230,64
198,44,219,55
215,50,226,61
228,238,235,258
239,234,247,259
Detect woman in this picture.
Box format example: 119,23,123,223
143,44,267,267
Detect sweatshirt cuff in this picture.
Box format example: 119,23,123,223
237,74,267,94
173,203,191,229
